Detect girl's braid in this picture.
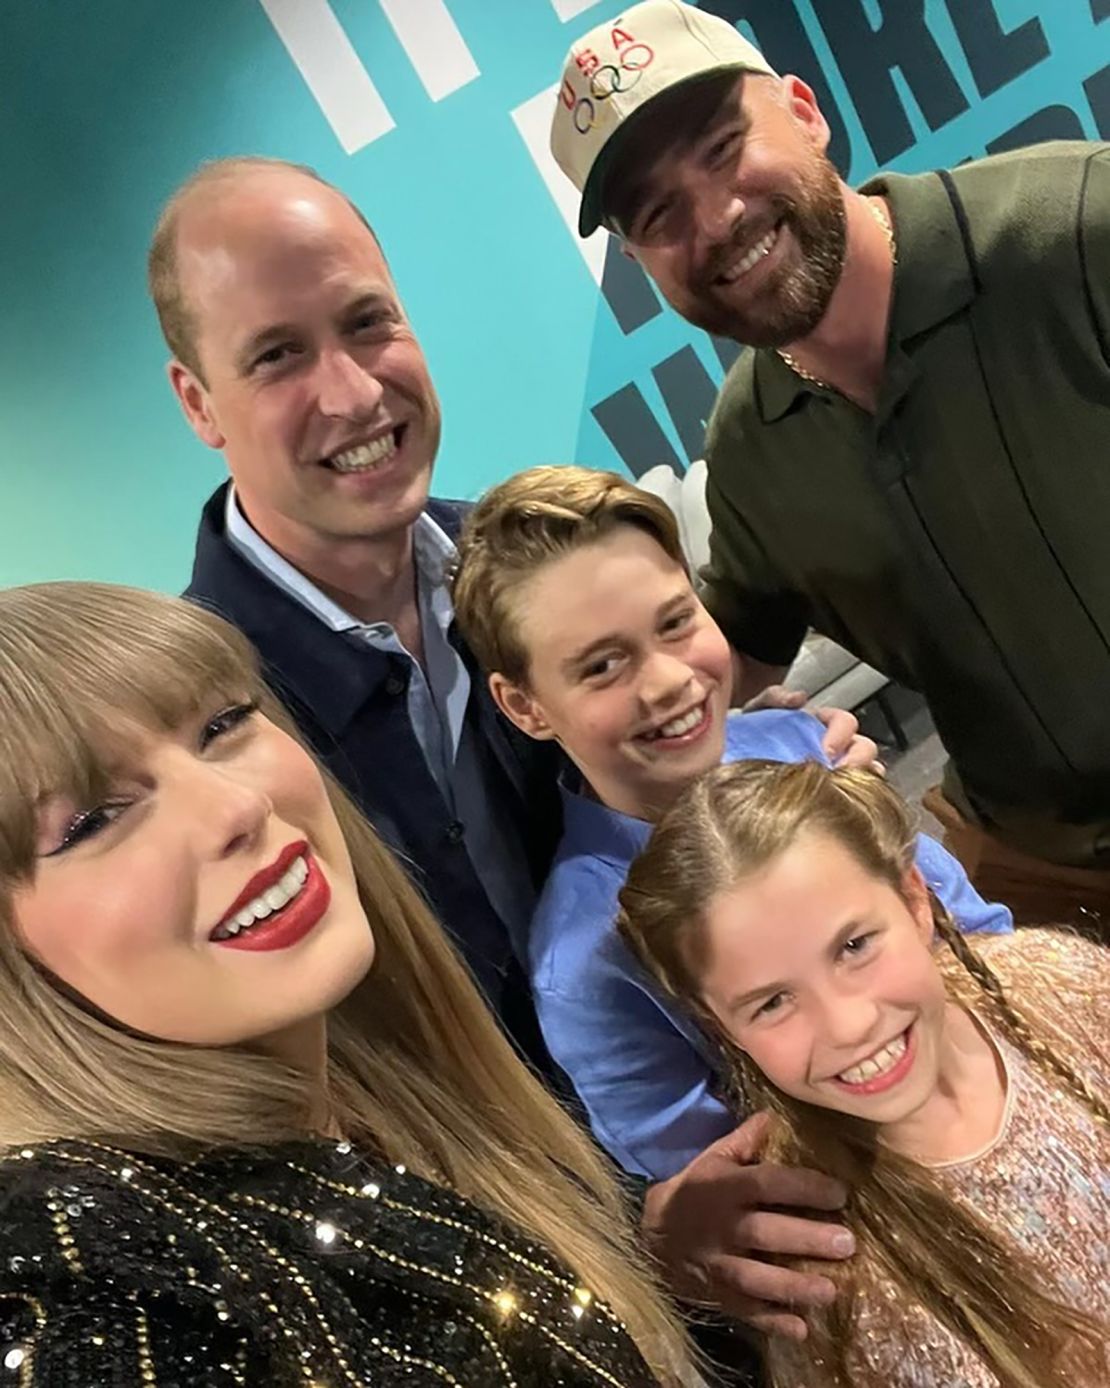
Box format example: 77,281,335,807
933,911,1110,1127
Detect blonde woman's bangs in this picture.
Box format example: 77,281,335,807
0,583,262,878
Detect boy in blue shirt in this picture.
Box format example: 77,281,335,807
452,466,1011,1181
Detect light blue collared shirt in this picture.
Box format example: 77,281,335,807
529,709,1014,1181
225,488,535,946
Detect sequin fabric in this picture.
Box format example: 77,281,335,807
770,930,1109,1387
0,1136,664,1386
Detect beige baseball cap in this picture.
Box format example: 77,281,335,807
550,0,776,237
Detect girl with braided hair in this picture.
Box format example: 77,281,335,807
618,759,1108,1388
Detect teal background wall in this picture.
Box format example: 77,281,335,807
3,1,1109,591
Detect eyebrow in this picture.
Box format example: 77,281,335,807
234,290,398,373
560,593,690,673
726,918,867,1013
235,322,300,374
620,108,752,237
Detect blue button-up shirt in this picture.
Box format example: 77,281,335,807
529,709,1014,1181
225,488,536,954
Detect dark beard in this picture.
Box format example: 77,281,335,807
680,154,848,347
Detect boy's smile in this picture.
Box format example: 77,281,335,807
492,525,733,821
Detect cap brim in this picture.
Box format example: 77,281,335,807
577,62,752,238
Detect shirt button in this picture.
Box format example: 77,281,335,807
385,674,405,696
445,820,466,844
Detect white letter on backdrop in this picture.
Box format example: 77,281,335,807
258,0,395,153
379,0,480,100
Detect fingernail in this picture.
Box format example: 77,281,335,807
815,1279,838,1305
832,1231,856,1256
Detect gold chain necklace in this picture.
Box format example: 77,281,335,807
777,198,896,391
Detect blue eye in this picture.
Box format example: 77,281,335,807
200,701,258,750
840,931,877,959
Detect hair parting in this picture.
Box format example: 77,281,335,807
617,759,1107,1388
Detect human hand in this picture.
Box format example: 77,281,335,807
741,690,884,775
640,1113,854,1341
811,707,883,774
740,682,806,714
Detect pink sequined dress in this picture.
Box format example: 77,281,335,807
769,930,1109,1387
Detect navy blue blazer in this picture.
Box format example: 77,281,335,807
185,484,564,1072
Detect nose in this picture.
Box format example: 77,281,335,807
638,650,694,711
814,987,882,1054
314,348,384,421
690,178,746,246
181,758,272,862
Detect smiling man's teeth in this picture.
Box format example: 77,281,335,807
720,227,777,283
214,855,309,940
837,1031,907,1085
329,433,397,473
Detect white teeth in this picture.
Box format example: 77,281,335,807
647,704,705,740
329,433,397,472
213,855,308,941
720,227,777,284
837,1031,908,1086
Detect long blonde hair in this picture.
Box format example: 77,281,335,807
0,582,692,1384
617,759,1108,1388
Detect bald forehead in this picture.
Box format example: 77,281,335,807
176,168,380,263
170,168,398,376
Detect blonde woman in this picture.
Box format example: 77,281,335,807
0,582,696,1386
619,759,1108,1388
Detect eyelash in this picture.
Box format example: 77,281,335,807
199,700,258,750
708,130,741,163
252,312,395,372
753,992,786,1020
750,933,878,1019
44,702,258,856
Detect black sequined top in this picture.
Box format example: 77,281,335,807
0,1137,663,1386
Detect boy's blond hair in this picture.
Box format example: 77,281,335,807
452,465,687,684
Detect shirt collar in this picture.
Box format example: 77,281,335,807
225,486,458,637
754,168,977,425
557,782,652,869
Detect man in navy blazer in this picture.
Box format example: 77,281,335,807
149,157,560,1070
149,158,866,1359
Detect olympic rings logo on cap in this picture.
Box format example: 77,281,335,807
560,41,655,135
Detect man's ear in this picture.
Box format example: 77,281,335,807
901,864,935,942
779,73,831,155
167,360,226,450
489,672,557,742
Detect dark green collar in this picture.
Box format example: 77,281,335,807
753,167,977,424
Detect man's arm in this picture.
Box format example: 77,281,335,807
533,938,854,1340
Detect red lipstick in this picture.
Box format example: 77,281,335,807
211,841,331,953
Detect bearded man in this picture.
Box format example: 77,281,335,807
552,0,1110,927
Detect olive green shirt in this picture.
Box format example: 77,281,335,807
702,142,1110,866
